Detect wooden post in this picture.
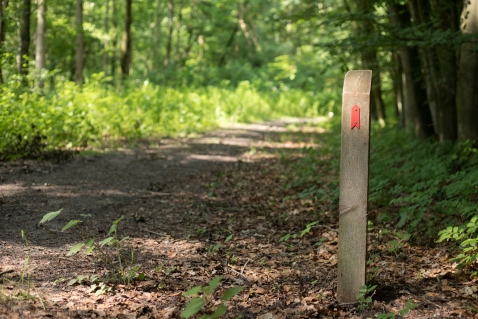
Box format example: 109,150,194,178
337,70,372,304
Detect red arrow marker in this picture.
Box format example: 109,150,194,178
351,105,360,129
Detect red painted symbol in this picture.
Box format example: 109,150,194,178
351,105,360,129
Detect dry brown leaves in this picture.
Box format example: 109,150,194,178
0,121,477,318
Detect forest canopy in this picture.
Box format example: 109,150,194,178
0,0,477,155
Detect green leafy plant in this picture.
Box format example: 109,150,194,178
0,231,45,308
40,209,141,285
388,232,411,254
181,276,243,319
376,299,417,318
367,253,381,280
356,284,376,314
438,216,478,276
280,221,318,243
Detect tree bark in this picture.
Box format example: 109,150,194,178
111,0,117,77
75,0,83,85
18,0,31,77
104,0,109,74
391,51,405,128
163,0,173,68
416,0,458,141
218,23,239,67
0,0,9,84
120,0,132,79
174,0,181,64
388,3,434,138
35,0,46,88
152,0,162,71
407,0,439,135
457,0,478,141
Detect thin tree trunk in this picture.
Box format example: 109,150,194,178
152,0,162,71
75,0,83,85
35,0,46,88
163,0,173,68
388,2,434,138
218,23,239,67
413,0,439,134
18,0,31,77
391,51,405,128
104,0,109,74
120,0,132,79
413,0,458,141
174,0,181,64
238,3,253,50
457,0,478,141
111,0,117,77
0,0,9,84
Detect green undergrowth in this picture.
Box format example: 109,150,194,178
287,122,478,241
0,74,326,160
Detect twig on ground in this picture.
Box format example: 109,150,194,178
0,269,14,276
131,189,171,196
227,266,251,283
143,229,163,236
241,258,251,274
316,225,337,231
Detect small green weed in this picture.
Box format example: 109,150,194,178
438,215,478,276
388,231,411,254
376,299,417,318
0,231,45,308
356,284,376,314
40,209,142,286
181,276,243,319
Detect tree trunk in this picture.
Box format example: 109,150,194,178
417,0,458,141
407,0,439,135
388,3,434,138
18,0,31,77
163,0,173,68
111,0,117,77
104,0,109,74
0,0,9,84
174,0,181,64
238,3,253,50
391,51,405,128
120,0,132,79
152,0,162,71
457,0,478,141
35,0,46,88
218,23,239,67
75,0,83,85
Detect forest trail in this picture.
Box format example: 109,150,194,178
0,119,470,319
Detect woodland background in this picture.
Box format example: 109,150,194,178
1,0,478,316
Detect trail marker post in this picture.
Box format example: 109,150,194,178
337,70,372,304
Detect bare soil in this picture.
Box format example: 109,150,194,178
0,119,475,318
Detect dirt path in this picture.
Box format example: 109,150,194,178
0,119,472,319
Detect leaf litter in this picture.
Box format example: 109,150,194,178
0,119,476,318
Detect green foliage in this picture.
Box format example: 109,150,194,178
0,76,322,159
40,210,141,286
376,299,417,318
438,216,478,276
388,231,411,254
181,276,243,319
369,130,478,234
356,284,376,314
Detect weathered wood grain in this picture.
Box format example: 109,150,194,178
337,70,372,304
